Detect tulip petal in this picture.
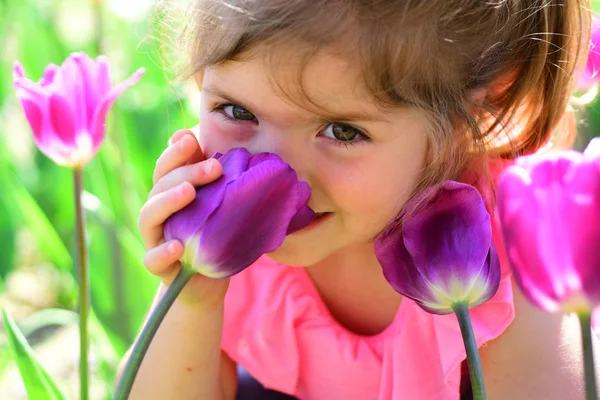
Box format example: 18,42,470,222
475,247,501,306
199,159,301,276
286,181,315,234
13,61,25,80
40,64,59,87
19,97,43,141
403,182,491,291
94,56,112,95
164,148,254,246
74,53,106,127
90,67,144,149
247,152,282,168
164,182,229,244
497,154,585,311
49,54,87,130
374,226,453,313
48,94,78,148
217,148,252,181
563,159,600,305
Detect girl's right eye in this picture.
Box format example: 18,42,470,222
218,104,257,122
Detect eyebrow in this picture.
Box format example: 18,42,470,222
202,84,389,123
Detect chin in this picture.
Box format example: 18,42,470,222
266,238,331,267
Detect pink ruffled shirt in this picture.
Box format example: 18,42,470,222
222,226,514,399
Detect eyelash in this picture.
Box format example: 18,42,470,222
211,102,370,148
321,125,369,149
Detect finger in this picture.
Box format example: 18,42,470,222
143,240,184,277
153,134,204,185
168,129,193,146
149,158,222,199
173,125,207,165
139,181,196,249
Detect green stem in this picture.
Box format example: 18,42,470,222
74,167,89,400
113,265,197,400
453,302,487,400
578,312,598,400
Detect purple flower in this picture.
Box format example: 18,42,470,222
13,52,144,167
164,148,315,278
496,138,600,313
374,181,501,314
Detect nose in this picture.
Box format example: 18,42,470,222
245,127,313,184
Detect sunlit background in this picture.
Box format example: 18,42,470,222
1,1,600,399
0,0,200,398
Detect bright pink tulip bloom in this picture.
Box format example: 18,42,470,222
496,138,600,313
578,17,600,88
13,52,144,167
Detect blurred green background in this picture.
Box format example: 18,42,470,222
0,0,599,399
0,0,198,398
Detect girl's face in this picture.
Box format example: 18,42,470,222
197,45,429,266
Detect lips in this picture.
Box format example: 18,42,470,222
314,212,330,219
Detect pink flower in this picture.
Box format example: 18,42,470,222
13,52,144,167
496,138,600,313
578,17,600,89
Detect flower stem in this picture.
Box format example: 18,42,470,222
113,264,197,400
578,312,598,400
453,302,487,400
74,167,89,400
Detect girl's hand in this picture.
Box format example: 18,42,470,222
138,129,229,307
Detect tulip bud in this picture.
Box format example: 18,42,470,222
578,17,600,89
13,52,144,167
496,138,600,313
374,181,501,314
164,148,315,278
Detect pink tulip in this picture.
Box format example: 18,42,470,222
496,138,600,313
578,17,600,88
13,52,144,167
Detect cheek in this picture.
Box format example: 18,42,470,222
198,114,256,157
322,157,420,231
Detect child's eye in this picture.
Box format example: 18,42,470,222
321,123,368,145
220,104,257,122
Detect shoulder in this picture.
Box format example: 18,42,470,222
479,277,588,399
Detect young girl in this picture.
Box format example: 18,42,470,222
117,1,593,399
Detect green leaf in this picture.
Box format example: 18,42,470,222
0,168,72,272
1,309,66,400
0,200,17,278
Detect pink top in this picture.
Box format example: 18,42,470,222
222,246,514,399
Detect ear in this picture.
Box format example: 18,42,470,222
469,87,487,106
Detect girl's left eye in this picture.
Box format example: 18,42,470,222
219,104,257,122
321,123,368,144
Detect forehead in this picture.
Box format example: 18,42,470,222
201,44,388,119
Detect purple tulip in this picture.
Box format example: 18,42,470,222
496,138,600,313
374,181,501,314
13,52,144,167
164,148,315,278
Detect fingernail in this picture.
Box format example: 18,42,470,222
178,136,187,151
178,182,188,195
203,159,214,174
167,241,179,254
